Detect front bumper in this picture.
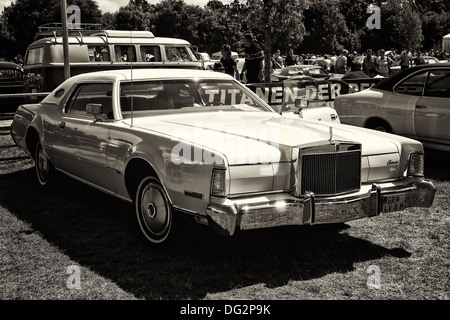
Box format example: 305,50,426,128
205,178,435,236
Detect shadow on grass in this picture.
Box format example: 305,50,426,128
424,148,450,181
0,168,411,300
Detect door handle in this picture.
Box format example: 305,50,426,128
416,105,427,109
59,122,65,128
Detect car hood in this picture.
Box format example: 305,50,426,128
124,111,403,165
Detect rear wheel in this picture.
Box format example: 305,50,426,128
366,120,392,133
135,176,172,244
35,142,53,186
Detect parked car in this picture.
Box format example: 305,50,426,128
0,61,24,113
11,68,435,244
271,64,342,82
421,56,440,64
334,63,450,151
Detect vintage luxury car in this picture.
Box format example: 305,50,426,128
334,63,450,152
11,68,436,244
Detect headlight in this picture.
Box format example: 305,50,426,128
211,167,228,197
407,152,424,177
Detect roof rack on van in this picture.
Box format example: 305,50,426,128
34,23,103,41
91,30,155,39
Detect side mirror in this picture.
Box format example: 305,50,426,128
86,103,103,121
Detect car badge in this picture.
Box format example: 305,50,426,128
329,127,333,143
387,160,399,166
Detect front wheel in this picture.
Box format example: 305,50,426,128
135,176,172,244
35,142,53,186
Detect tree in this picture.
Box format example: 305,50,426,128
382,1,423,51
100,12,118,30
302,0,350,54
0,14,14,59
240,0,306,82
115,0,152,31
421,11,450,51
337,0,371,52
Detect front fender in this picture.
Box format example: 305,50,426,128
113,128,229,215
11,105,41,154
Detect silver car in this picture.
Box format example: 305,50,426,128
334,63,450,151
11,68,435,243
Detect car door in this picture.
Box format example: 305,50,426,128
414,68,450,146
54,82,114,191
390,70,428,138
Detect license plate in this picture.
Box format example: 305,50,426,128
382,194,406,213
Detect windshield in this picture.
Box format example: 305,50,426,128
119,79,272,117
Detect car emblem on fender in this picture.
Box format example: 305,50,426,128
387,160,399,165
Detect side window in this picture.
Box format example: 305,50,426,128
25,47,44,65
114,45,137,62
394,71,428,96
88,46,110,62
165,46,193,62
140,46,161,62
65,83,113,119
424,70,450,98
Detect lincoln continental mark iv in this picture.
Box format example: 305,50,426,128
10,69,436,243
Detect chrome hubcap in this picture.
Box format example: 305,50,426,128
140,185,168,235
37,147,48,179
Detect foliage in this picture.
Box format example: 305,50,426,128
381,0,423,51
115,0,152,31
0,0,102,59
421,11,450,51
302,0,350,54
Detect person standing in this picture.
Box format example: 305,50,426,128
413,51,426,66
345,50,354,74
335,49,348,74
376,49,390,77
323,55,332,71
400,49,412,70
241,33,265,83
272,49,284,70
285,48,297,66
220,44,239,80
363,49,377,77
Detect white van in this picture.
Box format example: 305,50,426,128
23,29,202,93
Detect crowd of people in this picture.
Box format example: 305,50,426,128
269,47,450,79
202,33,450,83
216,32,450,83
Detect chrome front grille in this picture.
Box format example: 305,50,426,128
298,143,361,196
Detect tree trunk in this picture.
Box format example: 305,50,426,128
263,0,272,83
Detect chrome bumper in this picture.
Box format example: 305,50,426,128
205,178,435,236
